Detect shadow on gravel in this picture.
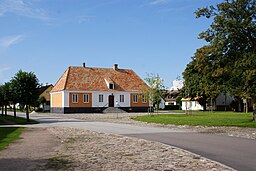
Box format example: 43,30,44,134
0,158,50,170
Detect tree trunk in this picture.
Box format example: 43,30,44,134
13,103,16,118
26,105,29,121
246,98,249,113
252,96,256,121
1,106,3,116
203,102,207,111
4,105,7,116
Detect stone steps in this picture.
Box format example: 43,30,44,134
103,107,127,113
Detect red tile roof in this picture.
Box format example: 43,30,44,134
51,66,149,92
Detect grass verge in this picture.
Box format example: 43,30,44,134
0,127,24,151
133,112,256,128
0,115,38,125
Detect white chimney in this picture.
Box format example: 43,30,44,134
113,64,118,70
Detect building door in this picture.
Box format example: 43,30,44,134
108,95,114,107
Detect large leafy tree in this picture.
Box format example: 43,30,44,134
182,46,224,110
12,70,40,121
185,0,256,118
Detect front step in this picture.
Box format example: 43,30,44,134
103,107,127,113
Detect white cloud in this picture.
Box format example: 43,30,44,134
0,34,25,48
0,0,50,21
149,0,170,5
77,15,95,24
0,65,11,84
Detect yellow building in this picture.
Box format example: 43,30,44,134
38,84,54,111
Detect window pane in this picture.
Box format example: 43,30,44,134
84,94,89,103
133,94,138,103
99,94,103,102
72,94,78,103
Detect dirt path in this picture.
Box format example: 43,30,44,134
0,127,58,171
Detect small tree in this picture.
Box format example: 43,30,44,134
144,73,165,111
12,70,40,121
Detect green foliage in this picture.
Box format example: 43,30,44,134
11,70,40,120
144,73,165,108
11,70,40,106
183,0,256,114
0,127,23,151
133,112,256,127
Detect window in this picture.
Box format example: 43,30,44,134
120,95,124,103
133,94,138,103
83,94,89,103
72,94,78,103
99,94,104,102
142,94,147,103
109,83,114,89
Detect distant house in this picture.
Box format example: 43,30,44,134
50,64,150,113
215,92,234,111
38,84,54,111
165,90,179,106
181,98,204,111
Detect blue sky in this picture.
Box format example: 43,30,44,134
0,0,222,88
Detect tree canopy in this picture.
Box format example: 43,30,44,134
183,0,256,118
11,70,40,121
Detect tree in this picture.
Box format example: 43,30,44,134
192,0,256,119
144,73,165,111
38,96,47,112
0,85,4,115
9,79,20,118
182,46,224,111
12,70,40,121
2,82,11,116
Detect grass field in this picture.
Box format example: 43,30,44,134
0,127,23,151
133,112,256,128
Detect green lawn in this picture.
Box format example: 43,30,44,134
133,112,256,128
0,115,38,125
0,115,38,151
0,127,23,150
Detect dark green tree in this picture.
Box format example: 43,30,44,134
9,79,20,118
12,70,40,121
192,0,256,118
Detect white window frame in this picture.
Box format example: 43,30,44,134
99,94,104,103
133,94,138,103
72,94,78,103
120,95,124,103
142,94,147,103
83,94,89,103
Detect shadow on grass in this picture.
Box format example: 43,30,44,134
0,115,38,125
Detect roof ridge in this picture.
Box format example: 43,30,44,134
69,66,132,71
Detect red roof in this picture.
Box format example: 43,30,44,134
51,66,149,92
